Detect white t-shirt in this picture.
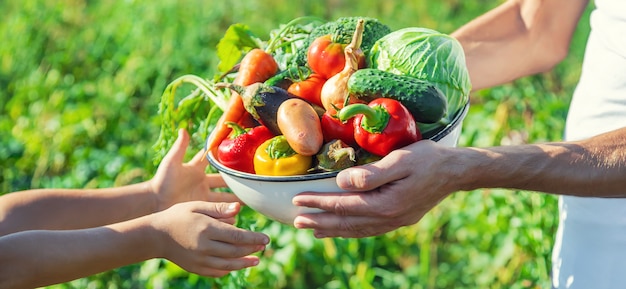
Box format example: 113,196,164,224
552,0,626,288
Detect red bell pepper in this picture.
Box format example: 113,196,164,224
338,98,421,156
320,110,357,147
216,122,274,173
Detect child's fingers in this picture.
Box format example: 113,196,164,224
202,241,266,258
206,174,228,188
163,129,190,164
206,192,240,203
189,148,208,167
193,256,261,278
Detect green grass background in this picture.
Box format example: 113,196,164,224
0,0,593,288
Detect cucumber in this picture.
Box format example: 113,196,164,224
347,68,447,123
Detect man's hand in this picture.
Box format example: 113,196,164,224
292,140,457,238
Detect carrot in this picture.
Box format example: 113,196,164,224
206,48,279,151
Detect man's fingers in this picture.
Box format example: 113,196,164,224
336,150,412,191
293,213,393,238
292,191,380,217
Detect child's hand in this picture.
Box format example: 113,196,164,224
151,201,269,277
150,129,238,211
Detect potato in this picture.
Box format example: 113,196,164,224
277,98,323,156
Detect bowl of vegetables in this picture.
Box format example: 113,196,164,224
206,102,469,225
195,16,472,225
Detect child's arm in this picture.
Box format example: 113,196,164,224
0,201,269,289
0,129,234,235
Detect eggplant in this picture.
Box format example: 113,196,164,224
216,82,292,135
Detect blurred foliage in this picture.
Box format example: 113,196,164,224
0,0,592,288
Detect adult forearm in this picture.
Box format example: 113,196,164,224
0,215,158,289
451,0,588,90
0,181,157,235
457,128,626,197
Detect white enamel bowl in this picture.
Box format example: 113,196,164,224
206,103,469,225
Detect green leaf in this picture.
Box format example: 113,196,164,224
216,23,264,73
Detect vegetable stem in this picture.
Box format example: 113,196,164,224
338,103,390,133
344,18,365,72
167,74,230,112
215,82,246,97
267,135,297,159
265,16,325,53
225,121,248,138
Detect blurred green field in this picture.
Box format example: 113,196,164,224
0,0,592,288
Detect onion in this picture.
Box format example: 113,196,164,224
320,18,366,115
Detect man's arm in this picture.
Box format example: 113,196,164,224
452,0,589,90
293,126,626,238
458,127,626,197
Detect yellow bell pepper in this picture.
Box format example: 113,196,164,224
253,135,312,176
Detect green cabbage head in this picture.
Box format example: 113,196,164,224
369,27,471,136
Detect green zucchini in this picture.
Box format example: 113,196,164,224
347,68,447,123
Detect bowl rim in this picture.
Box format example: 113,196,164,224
428,101,469,142
205,102,469,182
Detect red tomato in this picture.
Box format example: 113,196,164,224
320,111,357,147
307,35,346,79
287,74,325,107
